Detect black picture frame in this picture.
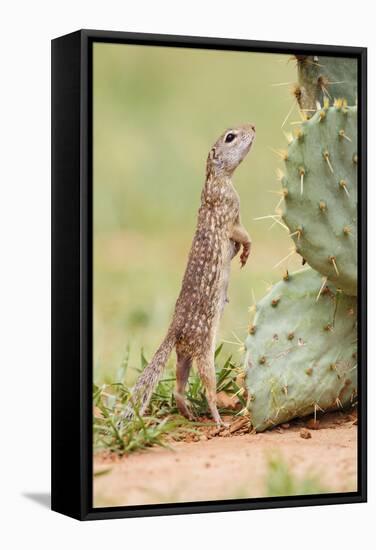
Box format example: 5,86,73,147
51,29,367,521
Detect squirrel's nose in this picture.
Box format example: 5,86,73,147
250,124,256,132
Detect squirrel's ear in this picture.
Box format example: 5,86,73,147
208,147,224,169
208,147,216,161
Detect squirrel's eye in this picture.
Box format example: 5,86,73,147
225,132,236,143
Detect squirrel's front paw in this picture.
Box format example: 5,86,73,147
240,242,251,267
233,240,241,256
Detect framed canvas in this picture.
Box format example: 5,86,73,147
51,29,367,520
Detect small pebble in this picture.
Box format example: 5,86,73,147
300,428,312,439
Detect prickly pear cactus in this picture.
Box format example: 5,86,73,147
281,103,357,296
245,269,357,432
294,55,357,112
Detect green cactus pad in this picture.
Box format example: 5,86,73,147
245,269,357,432
281,104,357,295
295,55,357,112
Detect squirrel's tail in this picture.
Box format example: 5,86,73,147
123,329,176,421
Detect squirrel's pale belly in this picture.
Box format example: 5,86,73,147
218,239,238,315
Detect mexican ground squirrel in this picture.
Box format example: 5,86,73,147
124,124,255,426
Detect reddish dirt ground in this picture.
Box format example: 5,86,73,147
93,411,357,507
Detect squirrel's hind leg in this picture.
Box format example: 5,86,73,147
174,351,194,420
196,352,226,427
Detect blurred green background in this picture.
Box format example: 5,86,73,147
93,43,302,383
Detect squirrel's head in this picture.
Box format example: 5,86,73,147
207,124,256,178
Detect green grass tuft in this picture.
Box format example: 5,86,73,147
265,452,327,497
93,344,245,455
